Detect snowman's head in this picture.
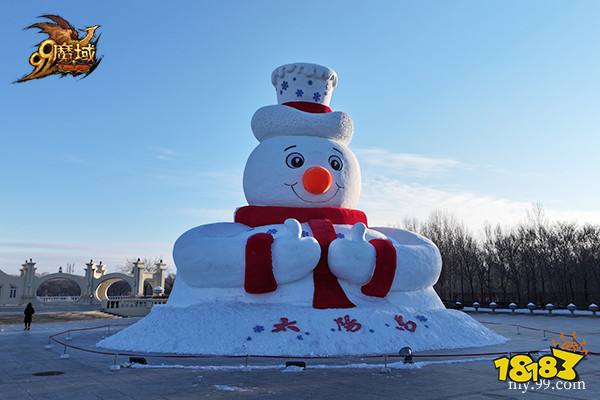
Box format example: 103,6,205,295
243,136,361,208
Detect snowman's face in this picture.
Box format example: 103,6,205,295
243,136,361,208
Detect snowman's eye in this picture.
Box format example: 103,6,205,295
286,152,305,168
329,155,343,171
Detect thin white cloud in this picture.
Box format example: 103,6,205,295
177,207,235,222
359,175,600,233
153,147,177,161
0,242,96,251
0,241,173,276
356,148,464,177
149,169,243,190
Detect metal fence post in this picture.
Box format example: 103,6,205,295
60,345,70,359
380,355,391,373
109,353,120,371
243,355,250,372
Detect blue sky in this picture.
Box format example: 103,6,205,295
1,1,599,274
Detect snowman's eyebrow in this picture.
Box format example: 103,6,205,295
332,147,343,155
283,145,297,152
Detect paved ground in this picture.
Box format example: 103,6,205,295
0,304,101,314
0,313,598,399
0,311,119,325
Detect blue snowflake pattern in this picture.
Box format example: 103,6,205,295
246,336,252,341
336,233,345,239
253,325,265,333
281,81,289,91
301,231,310,237
296,335,304,341
416,315,428,322
267,228,278,234
312,92,321,102
296,89,304,98
308,80,313,85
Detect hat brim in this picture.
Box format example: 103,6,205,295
251,105,353,144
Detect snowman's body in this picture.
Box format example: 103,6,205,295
98,63,505,355
171,134,443,310
171,220,443,309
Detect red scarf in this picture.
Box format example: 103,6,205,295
235,206,397,309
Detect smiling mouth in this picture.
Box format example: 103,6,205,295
284,182,343,203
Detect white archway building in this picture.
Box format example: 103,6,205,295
0,258,168,306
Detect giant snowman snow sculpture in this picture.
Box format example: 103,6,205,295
98,63,505,355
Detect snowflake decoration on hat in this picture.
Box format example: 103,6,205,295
313,92,321,102
296,89,304,98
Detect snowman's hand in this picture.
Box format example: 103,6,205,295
282,218,302,239
350,222,367,241
272,219,321,284
328,223,375,284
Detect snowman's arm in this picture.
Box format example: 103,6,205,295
369,227,442,292
174,222,320,290
173,223,251,288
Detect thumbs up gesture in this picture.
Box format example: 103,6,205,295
272,219,321,284
328,223,376,284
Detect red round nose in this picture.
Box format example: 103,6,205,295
302,166,333,195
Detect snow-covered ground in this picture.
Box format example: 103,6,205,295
97,301,506,356
130,356,498,372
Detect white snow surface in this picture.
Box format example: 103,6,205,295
97,302,506,356
213,385,250,392
129,356,497,371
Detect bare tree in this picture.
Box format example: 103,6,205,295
119,257,163,274
407,205,600,307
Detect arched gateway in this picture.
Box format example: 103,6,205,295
0,259,168,306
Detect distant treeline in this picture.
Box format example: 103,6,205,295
36,278,81,296
404,207,600,308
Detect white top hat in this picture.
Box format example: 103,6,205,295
271,63,337,108
251,62,354,144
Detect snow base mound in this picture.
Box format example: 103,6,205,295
97,302,506,356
